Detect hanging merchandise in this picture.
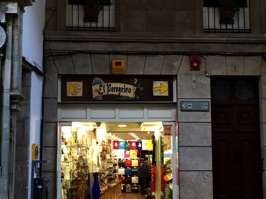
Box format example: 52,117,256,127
92,141,101,172
131,166,138,175
163,158,173,184
125,167,132,175
126,184,132,193
146,187,152,199
125,141,130,150
118,168,125,175
163,173,173,183
125,159,132,167
132,159,138,167
131,176,138,184
118,175,125,184
130,141,137,150
105,145,111,153
92,172,100,199
124,150,130,158
125,176,132,184
151,163,156,192
115,149,125,158
130,150,137,158
137,150,140,158
132,183,139,193
113,140,119,149
142,140,148,150
85,173,91,199
165,186,173,199
137,141,142,150
119,141,125,149
61,128,92,199
147,140,153,151
118,159,125,167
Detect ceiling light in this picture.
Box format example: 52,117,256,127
140,122,162,131
118,124,127,127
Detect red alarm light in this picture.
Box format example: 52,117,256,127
190,56,201,71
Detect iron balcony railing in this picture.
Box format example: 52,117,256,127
66,0,115,31
66,0,250,33
203,0,250,33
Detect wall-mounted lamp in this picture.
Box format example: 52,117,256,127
190,55,201,71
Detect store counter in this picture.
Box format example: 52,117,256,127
100,182,121,199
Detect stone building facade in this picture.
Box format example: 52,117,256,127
43,0,266,198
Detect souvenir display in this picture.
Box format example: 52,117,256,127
61,131,121,199
61,130,155,198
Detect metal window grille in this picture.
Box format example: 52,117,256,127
203,0,250,33
66,0,115,31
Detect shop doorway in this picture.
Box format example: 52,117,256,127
58,121,177,199
211,77,263,199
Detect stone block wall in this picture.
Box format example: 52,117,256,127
15,70,31,199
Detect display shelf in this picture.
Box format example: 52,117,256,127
99,144,118,186
116,158,141,193
61,132,91,199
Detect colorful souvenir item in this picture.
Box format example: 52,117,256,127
130,141,137,150
119,141,125,149
113,140,119,149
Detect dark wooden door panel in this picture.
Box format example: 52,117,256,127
212,104,262,199
213,107,234,127
213,137,234,198
237,135,261,198
236,105,258,131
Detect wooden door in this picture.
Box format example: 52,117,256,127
211,77,262,199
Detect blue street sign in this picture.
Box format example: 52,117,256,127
180,101,209,111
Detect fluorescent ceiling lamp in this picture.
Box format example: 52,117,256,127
118,124,127,127
140,122,162,131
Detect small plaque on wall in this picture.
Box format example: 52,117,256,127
180,101,209,111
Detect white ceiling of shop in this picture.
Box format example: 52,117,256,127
72,122,159,141
103,122,156,140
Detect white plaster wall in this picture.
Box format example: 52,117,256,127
27,72,43,198
22,0,45,71
30,73,43,147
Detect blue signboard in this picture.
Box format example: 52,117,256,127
180,101,209,111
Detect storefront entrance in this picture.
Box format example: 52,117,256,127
211,77,263,199
58,121,178,199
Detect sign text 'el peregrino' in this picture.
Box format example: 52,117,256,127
93,82,135,99
61,75,173,102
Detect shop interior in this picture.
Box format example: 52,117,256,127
59,122,175,199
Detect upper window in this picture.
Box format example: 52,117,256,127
203,0,250,33
211,77,258,101
66,0,115,31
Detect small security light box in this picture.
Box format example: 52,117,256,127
112,59,125,74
